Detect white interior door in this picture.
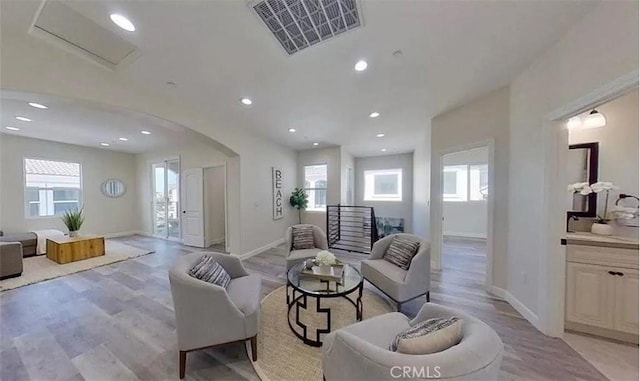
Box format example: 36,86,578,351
182,168,205,247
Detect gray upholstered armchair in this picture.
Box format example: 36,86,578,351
361,234,430,311
169,252,261,379
322,303,504,380
285,224,328,270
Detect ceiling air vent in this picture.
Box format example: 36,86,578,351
253,0,361,55
32,1,138,69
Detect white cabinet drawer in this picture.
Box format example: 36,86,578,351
567,245,638,269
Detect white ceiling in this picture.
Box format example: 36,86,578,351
1,0,598,157
1,91,195,154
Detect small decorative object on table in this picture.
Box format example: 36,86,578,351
300,251,344,281
568,181,617,235
61,208,85,238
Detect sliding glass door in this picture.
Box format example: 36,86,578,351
152,159,180,240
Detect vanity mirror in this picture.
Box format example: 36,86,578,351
101,179,126,198
567,142,599,217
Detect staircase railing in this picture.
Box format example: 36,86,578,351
326,205,379,254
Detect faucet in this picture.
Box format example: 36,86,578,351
566,214,579,233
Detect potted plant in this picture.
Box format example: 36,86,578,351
289,188,308,224
62,208,85,237
568,181,617,235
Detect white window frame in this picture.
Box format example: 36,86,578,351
24,157,83,219
304,164,328,212
443,163,488,202
364,168,403,202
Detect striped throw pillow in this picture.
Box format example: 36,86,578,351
390,317,463,354
188,255,231,288
383,236,420,270
292,225,315,250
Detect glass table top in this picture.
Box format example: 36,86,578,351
287,261,363,296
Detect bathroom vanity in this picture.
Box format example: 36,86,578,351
563,232,639,343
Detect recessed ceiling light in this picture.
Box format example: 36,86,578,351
28,102,47,109
5,126,19,131
141,130,151,135
376,133,385,138
381,148,387,152
110,14,135,32
118,137,128,141
354,60,368,71
100,142,110,147
369,112,380,118
241,98,253,105
288,128,296,133
312,142,319,146
15,116,32,122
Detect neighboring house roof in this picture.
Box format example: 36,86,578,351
25,159,80,176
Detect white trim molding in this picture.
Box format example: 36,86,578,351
539,70,639,337
103,231,145,239
237,238,285,260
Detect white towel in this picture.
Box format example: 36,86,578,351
32,229,65,254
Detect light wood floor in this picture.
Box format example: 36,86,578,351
0,235,607,380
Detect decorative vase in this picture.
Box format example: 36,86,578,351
69,230,79,238
591,223,613,236
305,259,315,270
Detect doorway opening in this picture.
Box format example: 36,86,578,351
204,165,227,252
440,145,491,288
152,158,180,241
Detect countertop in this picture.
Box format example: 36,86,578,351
563,232,639,250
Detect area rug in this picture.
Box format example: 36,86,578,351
248,285,394,381
0,240,154,291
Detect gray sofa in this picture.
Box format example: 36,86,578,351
361,234,431,311
284,224,328,270
0,242,23,279
321,303,504,380
168,252,261,379
0,231,37,257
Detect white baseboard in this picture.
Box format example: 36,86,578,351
490,285,539,328
103,231,145,239
486,285,507,299
443,231,487,239
237,238,285,260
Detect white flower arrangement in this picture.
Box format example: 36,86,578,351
315,250,337,266
568,181,618,223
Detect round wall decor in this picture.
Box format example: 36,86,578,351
101,179,126,198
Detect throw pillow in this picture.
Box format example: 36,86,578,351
292,225,315,250
383,236,420,270
390,317,463,355
188,255,231,289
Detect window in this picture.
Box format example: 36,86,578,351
24,158,82,217
364,169,402,202
304,164,327,211
443,164,488,202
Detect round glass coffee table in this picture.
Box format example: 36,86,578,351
286,261,363,347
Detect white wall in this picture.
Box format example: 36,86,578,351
0,134,138,235
442,147,489,239
430,86,510,290
568,89,639,238
412,127,431,239
354,153,414,233
1,24,299,255
508,1,638,330
340,147,355,205
297,146,342,231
